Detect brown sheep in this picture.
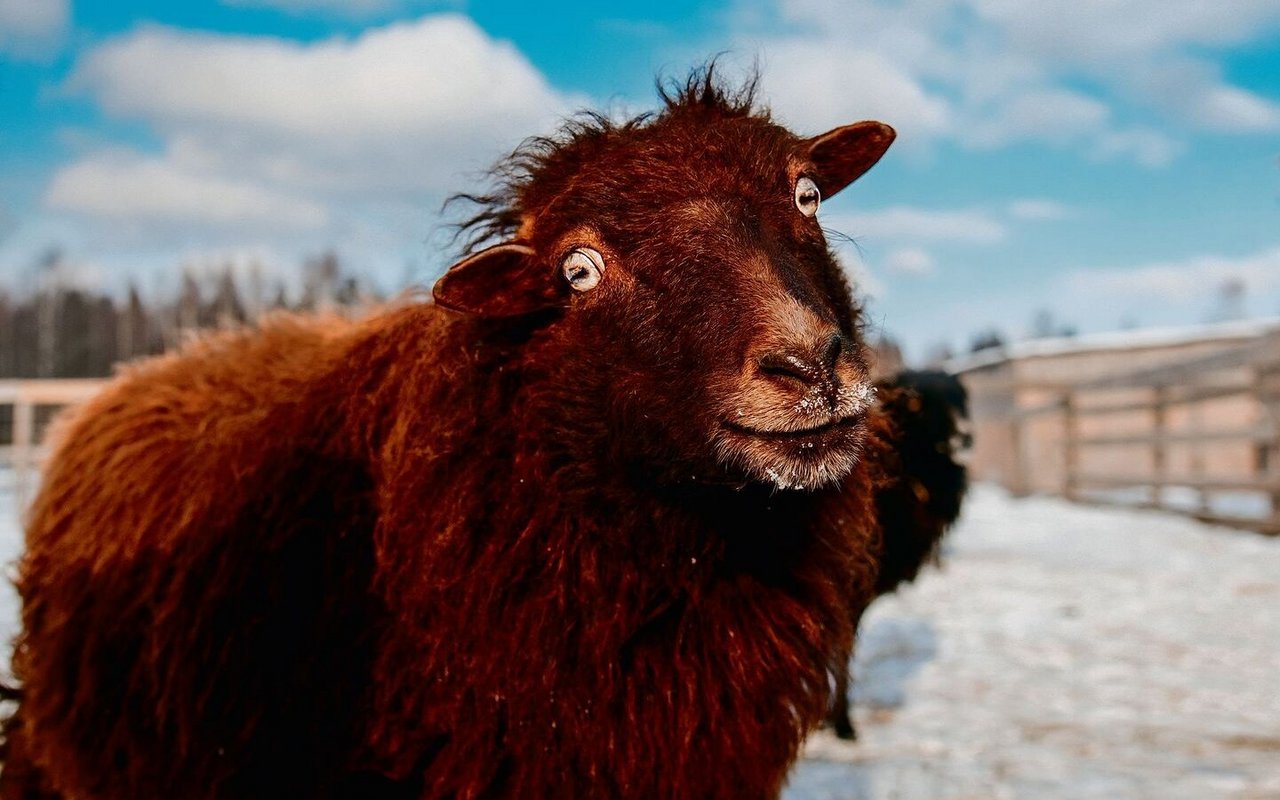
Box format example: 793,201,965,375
1,68,926,799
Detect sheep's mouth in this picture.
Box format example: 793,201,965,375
714,412,869,490
722,412,865,442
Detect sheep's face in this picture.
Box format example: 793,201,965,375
435,113,894,491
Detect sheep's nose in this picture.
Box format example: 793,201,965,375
757,333,846,387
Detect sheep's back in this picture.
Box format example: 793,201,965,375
13,313,388,799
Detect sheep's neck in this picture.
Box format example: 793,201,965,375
347,310,865,794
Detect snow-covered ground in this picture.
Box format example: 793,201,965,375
2,482,1278,797
0,474,24,677
787,485,1280,800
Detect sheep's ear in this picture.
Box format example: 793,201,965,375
805,121,896,199
433,243,560,318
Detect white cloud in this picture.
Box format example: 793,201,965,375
962,89,1109,148
46,14,580,272
1192,85,1280,132
971,2,1280,134
46,152,330,232
1007,199,1072,221
753,41,952,143
1124,56,1280,134
968,0,1280,61
1063,246,1280,305
219,0,418,17
1090,127,1185,168
884,247,935,275
0,0,69,59
736,0,1280,166
68,15,575,193
827,206,1007,244
74,16,547,139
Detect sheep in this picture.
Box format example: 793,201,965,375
827,369,970,740
2,68,935,799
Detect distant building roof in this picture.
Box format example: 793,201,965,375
950,317,1280,374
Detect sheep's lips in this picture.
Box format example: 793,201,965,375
714,410,869,491
723,412,865,442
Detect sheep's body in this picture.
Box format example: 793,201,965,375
5,306,884,798
1,70,928,799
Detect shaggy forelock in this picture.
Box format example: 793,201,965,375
447,63,767,256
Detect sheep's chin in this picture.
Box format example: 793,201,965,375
712,418,867,492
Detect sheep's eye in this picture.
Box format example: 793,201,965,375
561,247,605,292
794,176,820,217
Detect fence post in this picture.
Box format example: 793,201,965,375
1009,414,1029,497
13,395,33,513
1151,385,1167,508
1062,392,1078,501
1188,397,1209,515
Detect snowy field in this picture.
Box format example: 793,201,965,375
787,485,1280,800
2,481,1278,798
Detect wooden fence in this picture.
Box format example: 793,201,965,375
0,379,107,513
976,332,1280,535
5,334,1280,536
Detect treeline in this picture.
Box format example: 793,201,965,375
0,252,379,379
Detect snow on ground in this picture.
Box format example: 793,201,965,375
787,484,1280,800
1,481,1277,797
0,476,23,678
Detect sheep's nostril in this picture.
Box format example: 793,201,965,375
757,334,848,388
821,334,844,372
757,351,825,387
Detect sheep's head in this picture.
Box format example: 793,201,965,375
435,71,894,491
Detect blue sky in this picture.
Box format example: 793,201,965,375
1,0,1278,360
